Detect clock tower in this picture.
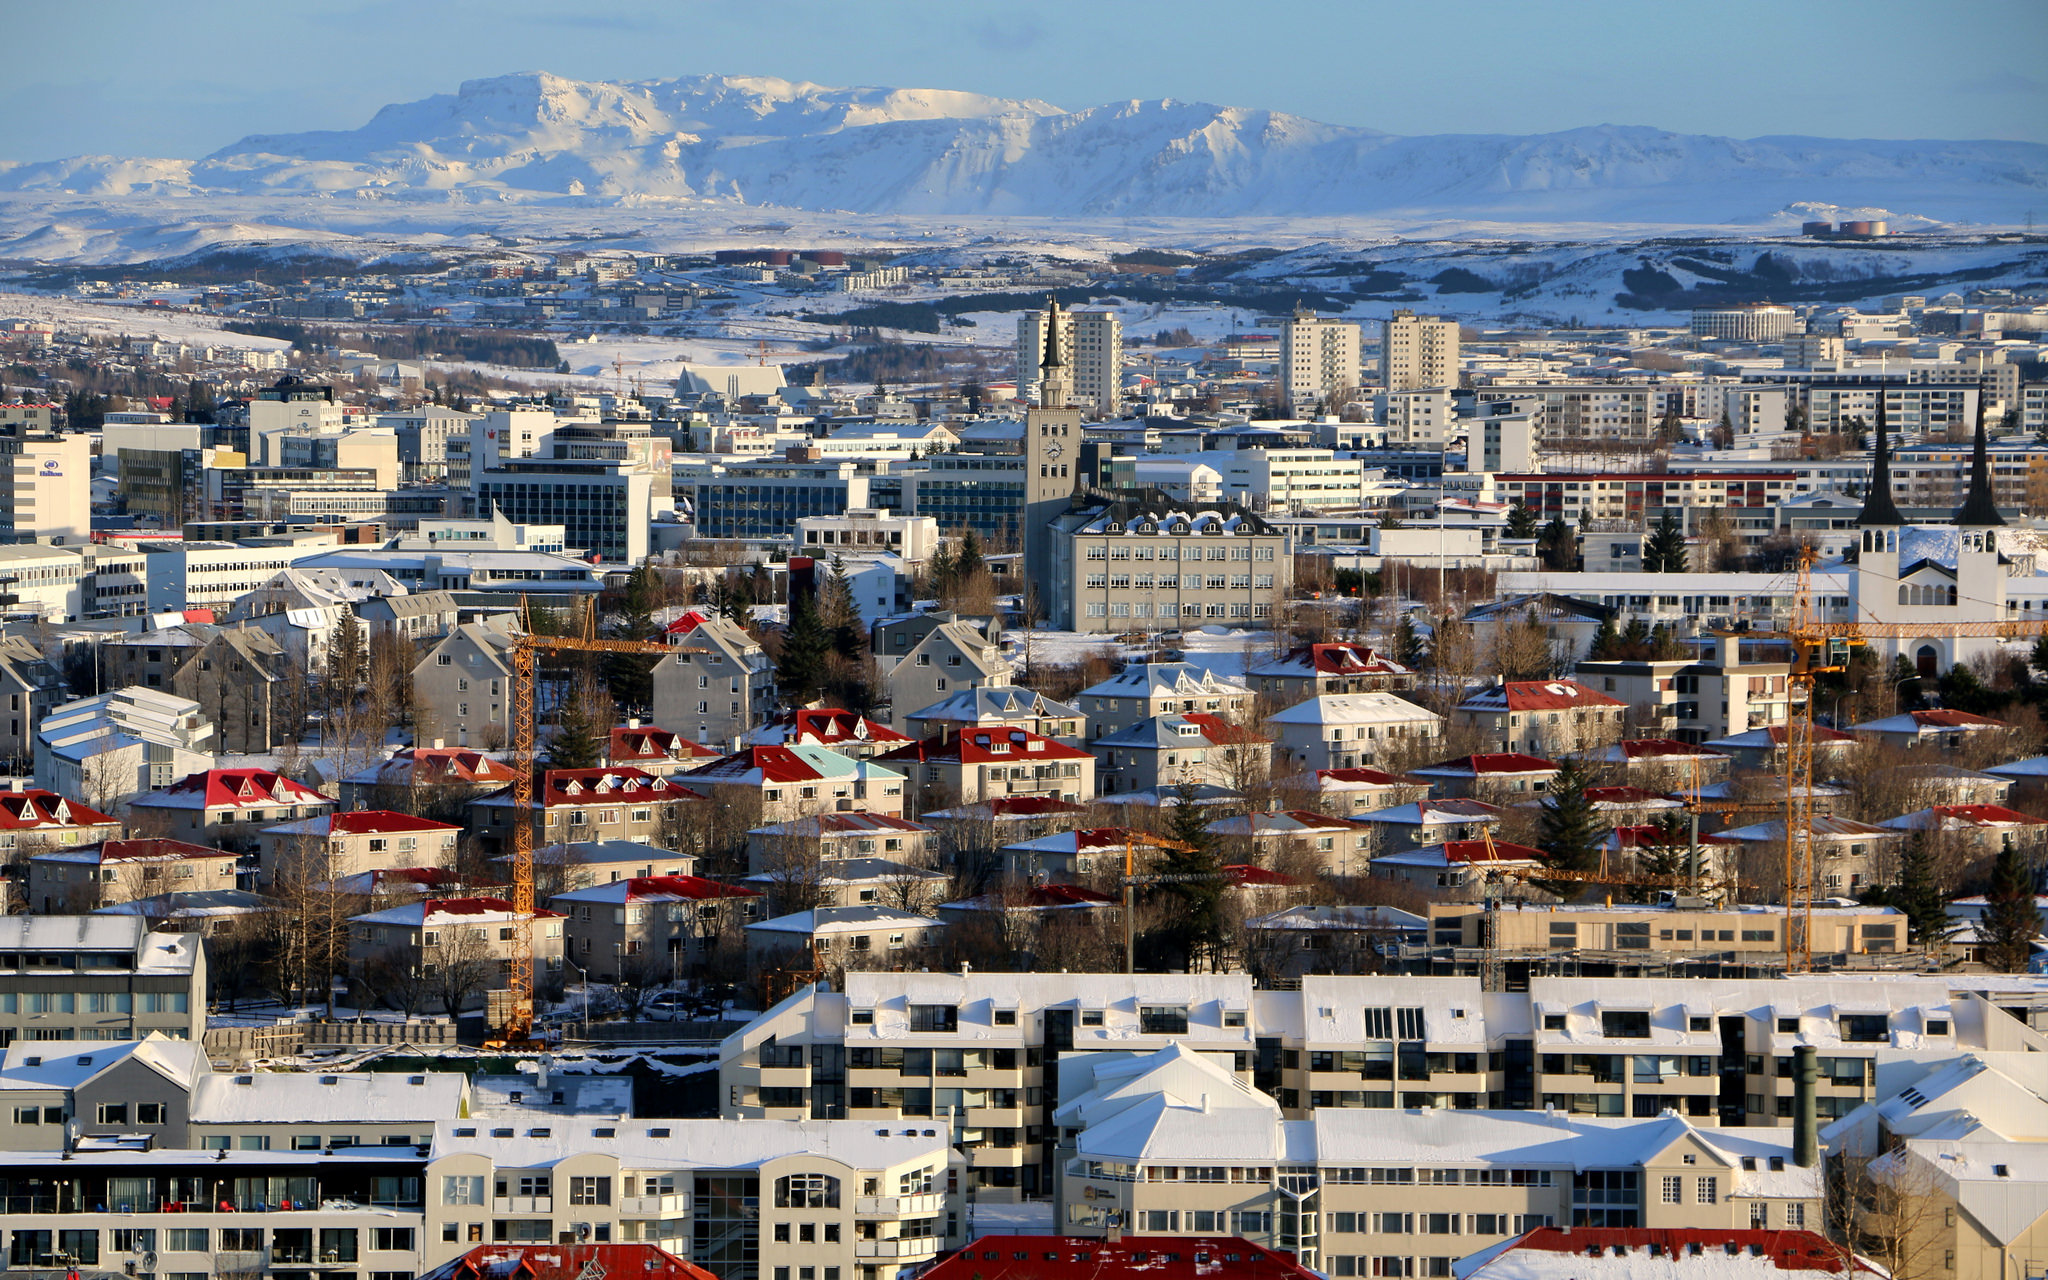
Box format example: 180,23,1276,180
1023,297,1084,607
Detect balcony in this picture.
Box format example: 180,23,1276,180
493,1195,553,1213
855,1237,942,1260
216,1252,265,1273
965,1107,1025,1128
620,1193,688,1216
856,1192,944,1216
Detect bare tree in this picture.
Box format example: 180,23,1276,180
364,947,433,1017
424,925,497,1019
264,837,364,1014
1834,1152,1950,1280
756,832,830,915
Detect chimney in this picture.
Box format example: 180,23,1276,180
1718,633,1740,671
1792,1044,1819,1167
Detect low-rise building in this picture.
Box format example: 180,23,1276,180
744,708,913,761
0,788,120,861
1371,837,1548,897
346,896,565,1011
745,812,934,871
745,904,947,967
411,621,518,748
1273,766,1431,818
1091,712,1271,797
1411,753,1560,801
1204,809,1376,877
903,685,1086,748
549,876,761,980
1248,642,1415,701
649,612,777,750
335,744,521,811
877,727,1095,808
1076,662,1253,738
1264,693,1442,772
1455,680,1629,756
0,915,205,1041
881,616,1011,729
258,809,463,889
468,767,704,856
683,745,908,823
606,721,719,777
32,686,216,814
26,837,238,913
1047,497,1293,634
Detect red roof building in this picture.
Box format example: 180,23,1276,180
133,768,331,813
746,708,913,759
1461,1228,1879,1280
468,767,706,854
1412,753,1560,799
1455,681,1628,757
607,723,719,775
0,789,118,838
1250,642,1416,697
338,747,520,801
878,727,1095,805
420,1244,717,1280
923,1237,1322,1280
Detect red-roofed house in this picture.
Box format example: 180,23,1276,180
548,876,762,980
999,826,1192,881
1460,1228,1879,1280
419,1244,717,1280
1249,642,1416,700
923,1237,1321,1280
1204,809,1376,877
1577,738,1733,789
745,708,914,761
27,837,235,913
1848,709,2015,752
1090,712,1271,796
468,767,706,854
878,727,1095,806
1879,804,2048,860
257,809,464,888
1410,753,1560,800
1370,837,1548,895
127,768,332,850
1453,679,1627,756
336,744,521,809
0,790,121,869
938,881,1118,929
1273,766,1431,817
606,721,719,778
346,896,565,1013
744,811,934,871
327,865,501,898
684,745,908,822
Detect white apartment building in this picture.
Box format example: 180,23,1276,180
139,538,337,614
0,544,91,620
1382,310,1460,392
2,433,89,545
1378,389,1455,446
1690,304,1796,342
1281,311,1363,407
1018,307,1123,416
797,509,940,566
1803,382,1980,437
1206,449,1379,513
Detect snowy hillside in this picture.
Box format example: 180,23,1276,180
3,71,2043,224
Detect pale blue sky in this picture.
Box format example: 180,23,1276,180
7,0,2045,161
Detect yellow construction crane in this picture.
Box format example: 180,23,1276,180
484,600,678,1049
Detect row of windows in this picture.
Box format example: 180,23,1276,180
1086,602,1271,618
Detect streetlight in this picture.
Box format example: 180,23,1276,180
566,959,589,1041
1892,672,1922,715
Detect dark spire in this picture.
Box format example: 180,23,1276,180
1857,398,1904,527
1954,397,2004,527
1039,296,1065,371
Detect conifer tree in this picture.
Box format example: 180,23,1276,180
1150,775,1227,971
954,530,985,584
1892,834,1950,949
1645,508,1688,573
602,565,662,713
543,676,610,772
1538,517,1575,571
328,607,366,697
1980,842,2040,973
1586,615,1620,661
1506,501,1540,540
819,556,865,662
1394,616,1426,669
776,591,832,706
1536,759,1607,893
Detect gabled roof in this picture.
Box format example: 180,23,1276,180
1880,804,2048,831
745,709,910,749
1709,816,1899,843
1307,766,1424,789
0,1035,209,1095
941,883,1116,912
1002,827,1191,856
1263,692,1441,727
904,684,1078,726
1850,709,2012,735
263,809,461,838
1204,809,1368,837
0,789,116,831
746,904,942,936
1358,798,1504,826
687,744,893,787
742,857,946,888
1250,643,1412,680
342,746,520,788
1458,679,1626,713
35,838,232,866
1413,752,1559,777
609,724,717,762
1582,738,1730,763
1460,1228,1880,1280
921,796,1089,822
1091,712,1268,749
549,875,757,906
1078,661,1249,700
1584,786,1684,811
352,896,562,927
877,726,1092,766
473,767,699,808
749,811,929,838
135,768,332,812
327,866,495,895
1707,725,1859,750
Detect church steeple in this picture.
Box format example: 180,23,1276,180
1857,399,1904,528
1037,296,1070,410
1953,398,2004,528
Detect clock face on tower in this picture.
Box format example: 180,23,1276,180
1045,440,1065,461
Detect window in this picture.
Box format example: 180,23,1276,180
373,1227,414,1251
1662,1176,1683,1205
443,1175,484,1205
1364,1007,1393,1040
569,1176,611,1206
1397,1008,1426,1040
95,1102,127,1125
1602,1011,1651,1039
1697,1177,1718,1205
776,1173,841,1209
169,1228,208,1252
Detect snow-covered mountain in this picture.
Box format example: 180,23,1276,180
2,71,2043,223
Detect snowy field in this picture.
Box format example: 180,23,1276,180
0,292,295,350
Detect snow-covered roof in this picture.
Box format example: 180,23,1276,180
1078,662,1249,700
0,1036,207,1094
191,1069,468,1125
746,905,941,937
1262,692,1441,727
429,1115,949,1175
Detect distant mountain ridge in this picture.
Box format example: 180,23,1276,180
0,71,2041,222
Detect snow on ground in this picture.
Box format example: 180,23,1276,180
0,291,295,350
967,1200,1058,1234
1006,625,1265,680
544,1053,718,1079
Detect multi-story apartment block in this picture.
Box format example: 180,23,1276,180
898,452,1027,548
1018,306,1123,416
127,767,334,852
877,726,1095,807
346,896,566,1008
1690,304,1796,342
550,876,761,979
1264,693,1442,772
1281,311,1363,407
27,838,238,913
1048,497,1292,633
1382,310,1460,392
1802,380,1980,439
1378,388,1455,446
1478,386,1654,442
1076,662,1253,738
882,616,1010,728
413,622,519,748
1453,679,1628,756
649,613,776,751
468,767,703,856
258,809,463,888
0,431,88,546
101,622,292,753
0,915,205,1041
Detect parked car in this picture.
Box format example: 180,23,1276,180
645,992,691,1021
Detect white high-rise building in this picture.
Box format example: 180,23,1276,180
1382,308,1460,392
1018,306,1122,416
1,433,89,545
1280,309,1362,408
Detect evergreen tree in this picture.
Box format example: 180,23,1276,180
601,565,663,714
1890,654,1923,712
1394,616,1426,669
1645,508,1688,573
1538,517,1575,571
1656,406,1682,444
776,591,832,706
1150,775,1227,971
819,556,865,662
1620,618,1651,656
1980,841,2040,973
1892,834,1950,949
2030,634,2048,680
925,541,956,602
1506,501,1539,540
1536,759,1607,892
954,530,985,584
328,607,366,697
543,678,609,772
1586,614,1620,661
1377,509,1403,529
